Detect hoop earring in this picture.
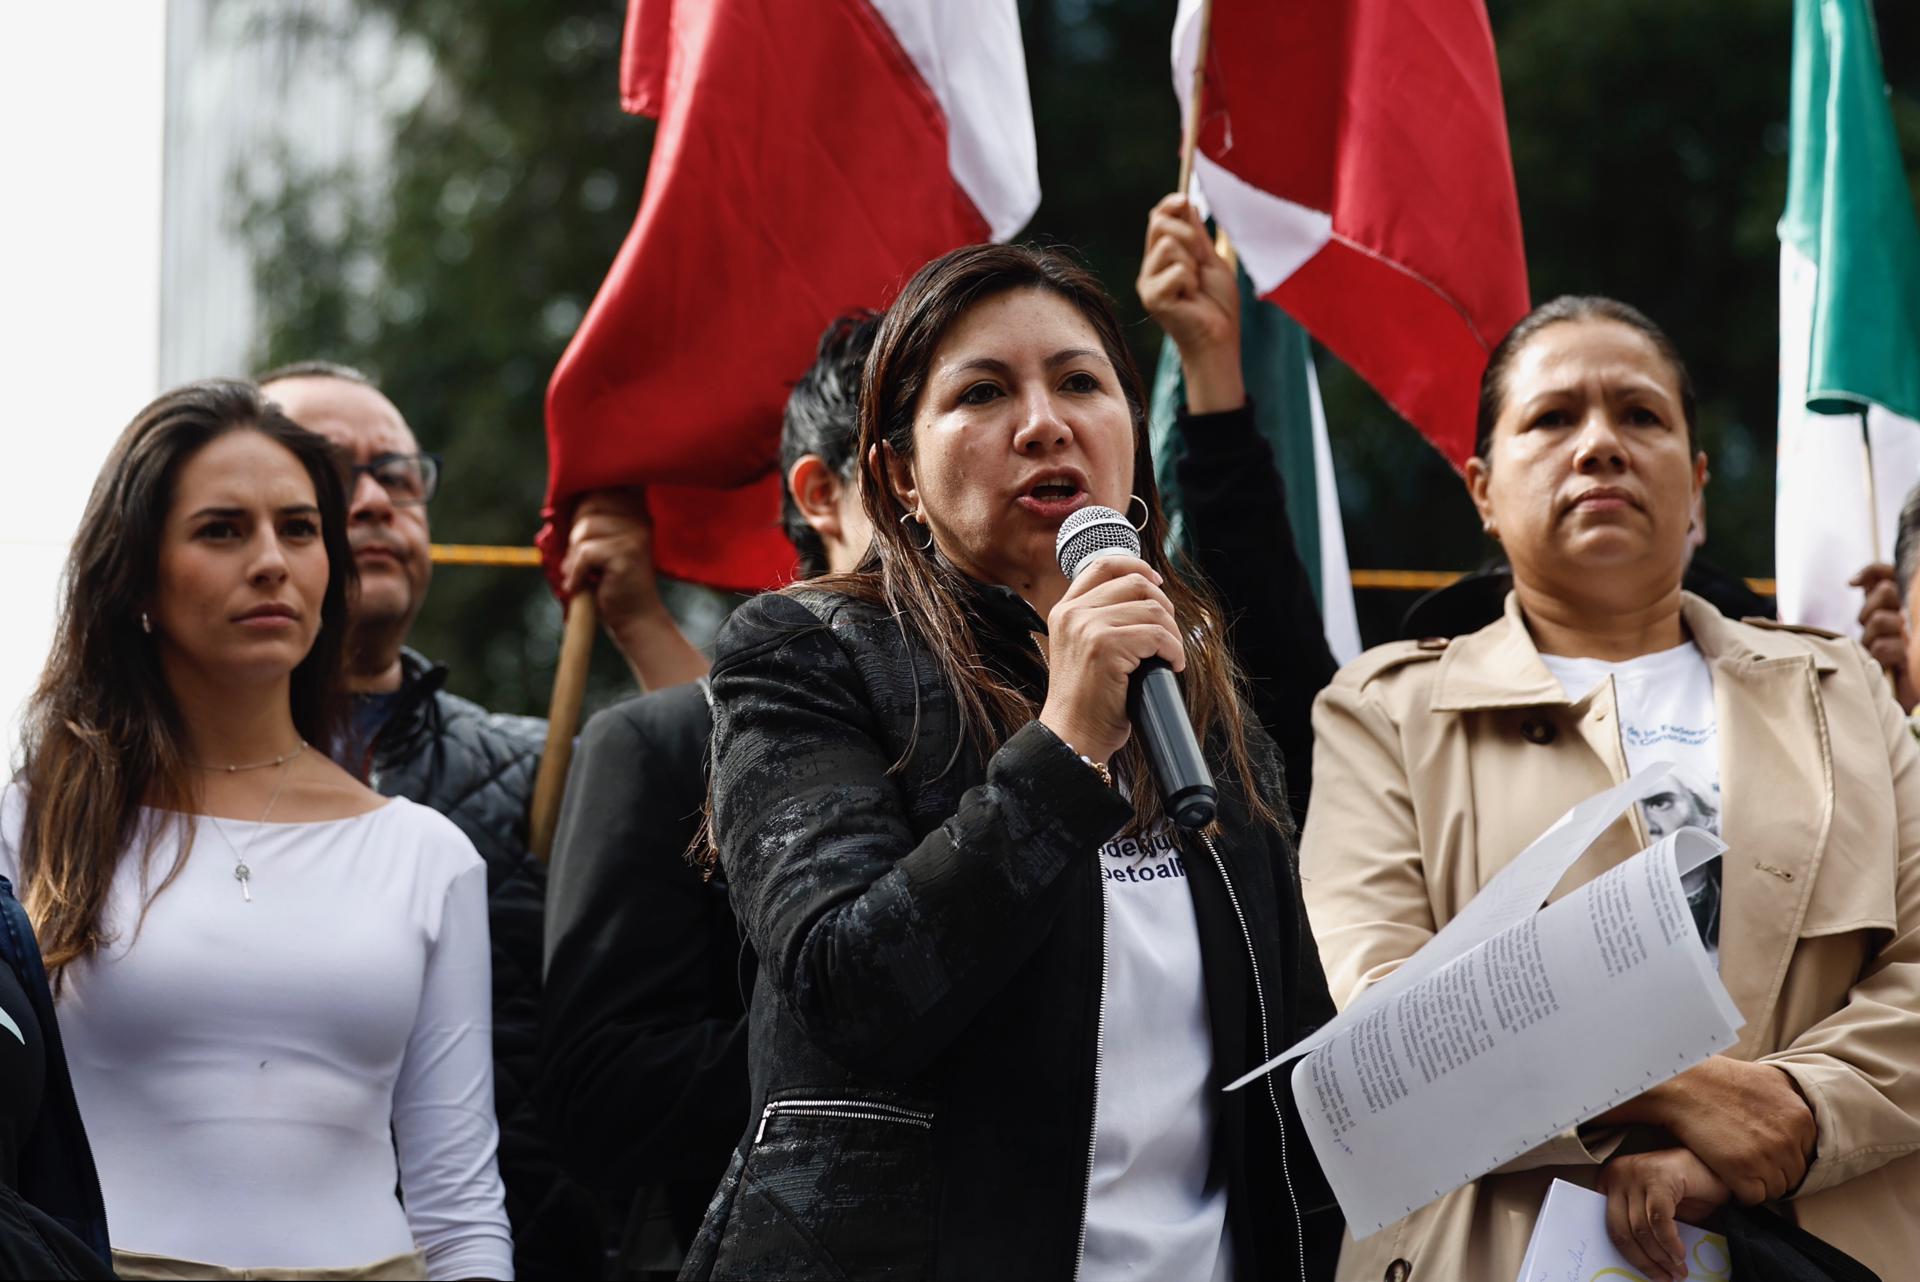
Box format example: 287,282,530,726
899,511,934,552
1126,495,1150,533
140,612,152,634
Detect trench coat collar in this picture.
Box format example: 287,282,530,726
1430,590,1838,712
1433,588,1840,1052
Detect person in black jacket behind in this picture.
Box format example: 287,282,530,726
539,312,881,1275
685,242,1338,1281
1137,193,1339,831
0,876,111,1279
262,362,697,1278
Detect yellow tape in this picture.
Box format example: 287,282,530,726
1347,570,1776,596
424,545,1776,597
428,543,543,568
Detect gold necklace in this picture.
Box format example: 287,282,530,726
190,740,308,773
203,747,305,902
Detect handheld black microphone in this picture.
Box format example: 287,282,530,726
1055,506,1217,829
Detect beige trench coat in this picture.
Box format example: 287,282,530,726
1300,593,1920,1282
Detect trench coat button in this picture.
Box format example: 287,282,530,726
1521,717,1558,745
1385,1260,1412,1282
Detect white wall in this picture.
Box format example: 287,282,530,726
0,5,167,760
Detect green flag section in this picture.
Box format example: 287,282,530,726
1775,0,1920,632
1779,0,1920,420
1150,268,1361,662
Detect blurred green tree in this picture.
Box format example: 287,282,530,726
243,0,1918,714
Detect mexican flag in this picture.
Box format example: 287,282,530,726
1169,0,1529,469
542,0,1039,592
1149,271,1362,665
1775,0,1920,633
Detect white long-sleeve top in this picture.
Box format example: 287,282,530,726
0,788,513,1279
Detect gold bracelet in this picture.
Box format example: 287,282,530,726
1073,751,1113,789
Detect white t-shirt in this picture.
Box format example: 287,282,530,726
0,788,513,1280
1080,823,1232,1282
1540,642,1723,959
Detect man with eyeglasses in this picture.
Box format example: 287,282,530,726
260,360,689,1279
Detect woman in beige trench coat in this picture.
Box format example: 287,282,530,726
1302,296,1920,1282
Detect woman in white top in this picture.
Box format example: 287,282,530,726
4,380,512,1280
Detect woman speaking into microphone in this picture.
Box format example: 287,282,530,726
683,243,1335,1282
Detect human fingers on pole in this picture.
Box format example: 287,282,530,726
1139,214,1203,322
1142,192,1195,257
1140,222,1236,361
1859,605,1906,674
1146,203,1231,297
1156,197,1235,300
1145,193,1213,259
1848,560,1897,594
1141,253,1199,306
1854,565,1900,617
562,488,656,601
1856,574,1907,671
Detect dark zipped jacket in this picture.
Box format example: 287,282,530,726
539,679,744,1249
0,876,111,1276
1175,400,1338,830
682,576,1340,1282
365,650,602,1278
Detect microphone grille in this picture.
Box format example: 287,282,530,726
1055,505,1142,580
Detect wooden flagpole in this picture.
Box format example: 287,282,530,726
528,591,598,861
1178,0,1216,198
1861,412,1883,564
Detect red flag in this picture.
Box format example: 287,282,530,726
1173,0,1530,468
543,0,1038,592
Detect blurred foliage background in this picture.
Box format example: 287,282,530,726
241,0,1920,718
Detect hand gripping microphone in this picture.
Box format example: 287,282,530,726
1055,505,1217,829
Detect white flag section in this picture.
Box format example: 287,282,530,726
1305,348,1362,664
864,0,1039,242
1228,767,1743,1238
1169,0,1334,298
1776,241,1920,634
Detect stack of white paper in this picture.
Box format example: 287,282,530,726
1229,767,1745,1237
1515,1179,1730,1282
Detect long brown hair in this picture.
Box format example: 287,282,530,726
16,379,355,981
825,242,1280,838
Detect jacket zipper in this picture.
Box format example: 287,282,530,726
1200,830,1307,1282
753,1097,933,1143
1072,864,1108,1281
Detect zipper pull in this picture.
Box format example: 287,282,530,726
755,1103,774,1143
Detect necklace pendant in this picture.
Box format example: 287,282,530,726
235,863,252,902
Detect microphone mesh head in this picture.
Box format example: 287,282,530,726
1056,505,1142,580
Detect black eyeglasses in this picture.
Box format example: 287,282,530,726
345,452,442,505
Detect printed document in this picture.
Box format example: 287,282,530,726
1228,767,1744,1236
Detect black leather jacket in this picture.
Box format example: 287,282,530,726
365,650,601,1278
683,581,1339,1282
